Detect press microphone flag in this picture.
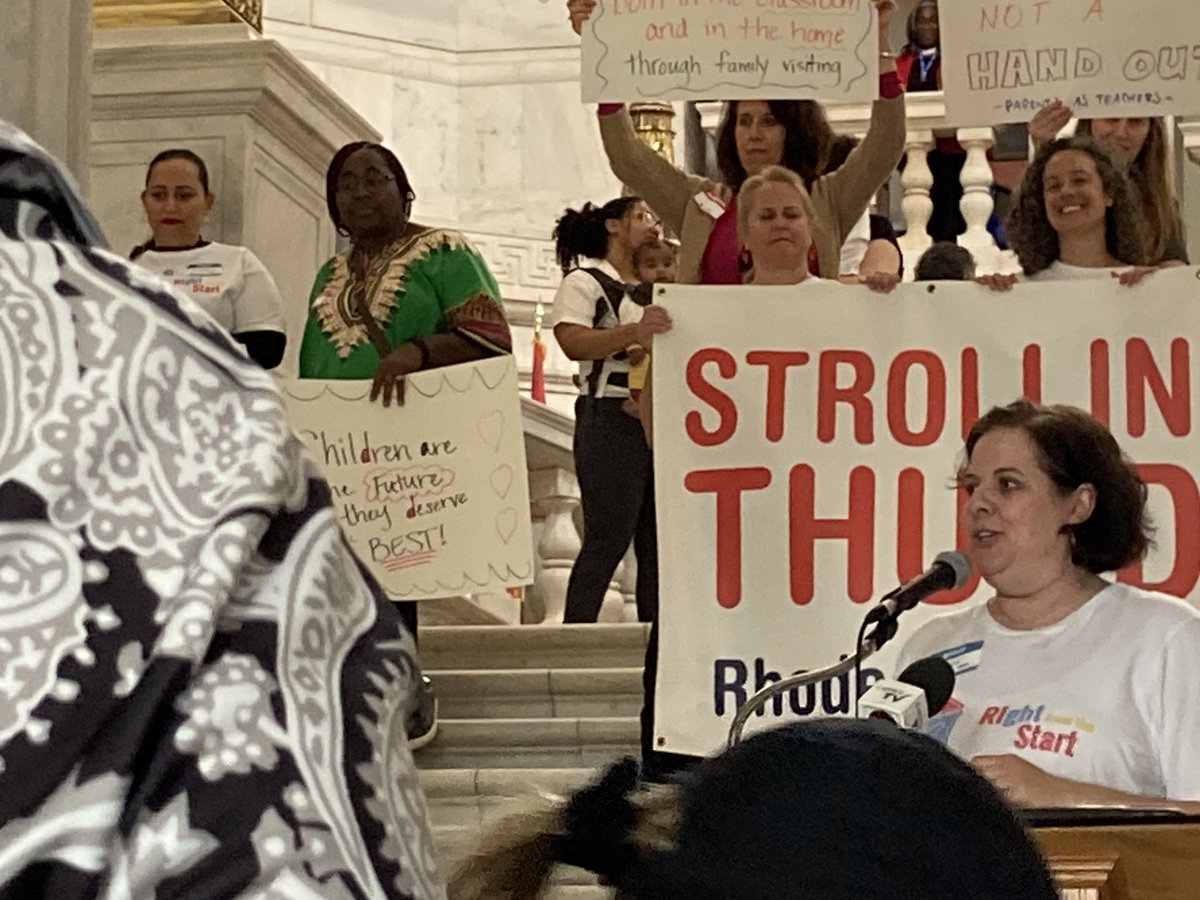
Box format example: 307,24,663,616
858,655,956,730
864,551,972,626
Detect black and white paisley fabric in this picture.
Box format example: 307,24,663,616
0,121,445,899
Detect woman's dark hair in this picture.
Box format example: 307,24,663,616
325,141,415,235
1008,136,1151,276
915,241,976,281
965,400,1152,573
716,100,833,191
145,149,211,193
553,196,642,274
1077,117,1182,264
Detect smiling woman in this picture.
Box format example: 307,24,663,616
979,136,1157,291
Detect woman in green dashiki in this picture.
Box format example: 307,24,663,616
300,141,512,404
300,142,513,750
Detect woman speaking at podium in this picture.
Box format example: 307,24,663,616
898,400,1200,811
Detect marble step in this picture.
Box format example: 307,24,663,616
420,766,595,830
419,623,649,671
415,716,640,770
430,667,643,719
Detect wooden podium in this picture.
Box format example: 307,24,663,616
1031,816,1200,900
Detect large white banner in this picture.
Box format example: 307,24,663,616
652,271,1200,756
281,357,534,600
580,0,879,103
941,0,1200,125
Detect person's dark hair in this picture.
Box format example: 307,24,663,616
824,134,859,174
325,141,415,236
1008,136,1151,276
965,400,1152,572
145,149,211,194
553,196,642,274
915,242,976,280
1077,117,1182,264
902,0,940,54
716,100,833,191
449,718,1059,900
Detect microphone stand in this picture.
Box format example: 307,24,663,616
725,615,899,749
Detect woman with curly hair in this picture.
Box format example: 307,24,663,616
981,136,1156,290
1029,105,1187,265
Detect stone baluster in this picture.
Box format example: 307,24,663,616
528,467,581,624
897,129,935,275
612,547,638,623
956,127,1000,274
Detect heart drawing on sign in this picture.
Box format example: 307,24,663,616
489,463,515,499
495,507,518,544
477,410,505,452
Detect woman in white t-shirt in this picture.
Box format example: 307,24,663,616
132,149,287,369
897,399,1200,810
980,136,1158,291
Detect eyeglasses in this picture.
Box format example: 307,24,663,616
336,172,396,194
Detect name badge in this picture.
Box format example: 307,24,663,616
939,640,984,675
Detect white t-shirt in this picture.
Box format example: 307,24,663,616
1025,261,1133,281
548,259,645,399
136,242,286,336
838,210,872,276
896,583,1200,800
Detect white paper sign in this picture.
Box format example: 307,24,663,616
651,271,1200,756
281,357,533,600
581,0,879,103
941,0,1200,124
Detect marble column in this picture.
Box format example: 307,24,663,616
0,0,92,190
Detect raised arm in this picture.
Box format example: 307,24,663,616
597,106,709,238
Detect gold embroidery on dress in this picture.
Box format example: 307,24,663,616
311,228,474,357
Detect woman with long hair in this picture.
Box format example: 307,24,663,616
132,148,287,368
566,0,905,284
981,136,1155,289
1029,105,1186,264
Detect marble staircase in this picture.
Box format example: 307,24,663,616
417,623,650,897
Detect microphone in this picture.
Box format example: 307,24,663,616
858,655,956,729
864,551,972,627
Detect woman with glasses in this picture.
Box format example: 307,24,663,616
299,142,511,394
132,149,288,369
299,141,513,750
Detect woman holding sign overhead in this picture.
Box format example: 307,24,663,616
567,0,905,283
299,141,513,750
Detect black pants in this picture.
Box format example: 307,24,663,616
564,397,658,623
397,600,418,646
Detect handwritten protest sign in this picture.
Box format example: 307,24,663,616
281,357,533,600
941,0,1200,124
651,271,1200,755
581,0,878,103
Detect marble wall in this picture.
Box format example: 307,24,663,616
1,0,92,188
